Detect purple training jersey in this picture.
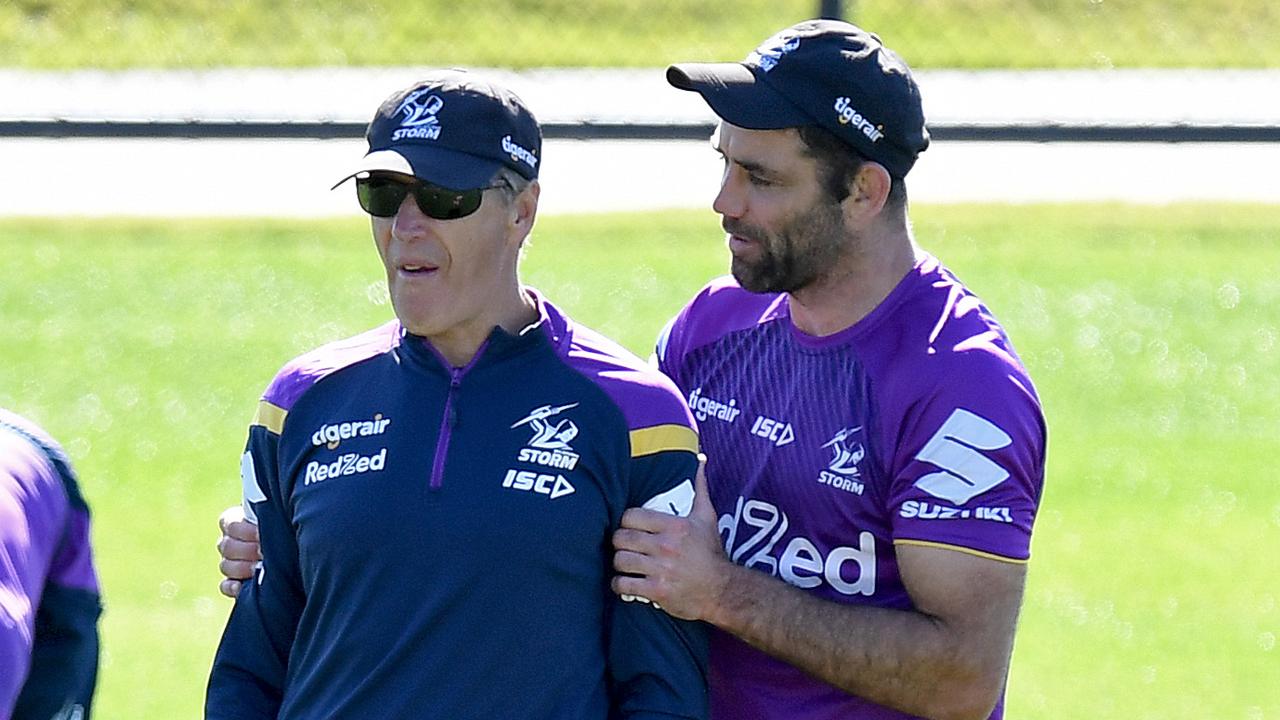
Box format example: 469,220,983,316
1,408,101,718
656,255,1046,720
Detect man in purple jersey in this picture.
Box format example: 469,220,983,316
1,408,102,720
610,19,1046,720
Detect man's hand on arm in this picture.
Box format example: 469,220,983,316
611,461,1026,720
611,456,733,621
216,505,260,598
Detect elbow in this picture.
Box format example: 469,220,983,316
919,665,1005,720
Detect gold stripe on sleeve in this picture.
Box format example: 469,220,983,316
252,401,287,435
893,539,1030,565
630,424,699,458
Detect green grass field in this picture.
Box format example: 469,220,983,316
1,204,1277,718
1,0,1276,69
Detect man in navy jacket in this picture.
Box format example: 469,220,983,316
204,70,707,720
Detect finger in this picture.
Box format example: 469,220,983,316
220,558,257,582
691,453,714,519
620,506,676,533
226,520,260,544
219,579,242,598
218,505,245,533
611,574,656,601
218,537,262,562
612,527,660,555
612,548,658,575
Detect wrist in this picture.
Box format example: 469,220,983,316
699,556,747,628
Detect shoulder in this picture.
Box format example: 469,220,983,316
866,258,1046,483
258,321,402,422
560,320,695,437
657,275,786,366
872,256,1037,405
0,409,72,540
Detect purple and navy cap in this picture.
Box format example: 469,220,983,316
334,69,542,191
667,19,929,178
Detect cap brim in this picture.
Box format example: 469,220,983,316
331,147,504,191
666,63,813,130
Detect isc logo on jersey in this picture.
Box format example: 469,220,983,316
750,414,794,447
719,495,876,596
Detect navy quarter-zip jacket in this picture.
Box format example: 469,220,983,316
206,293,707,720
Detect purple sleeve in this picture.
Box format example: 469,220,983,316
0,432,69,711
886,353,1046,562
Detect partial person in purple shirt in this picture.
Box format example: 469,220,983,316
610,20,1045,720
1,408,102,720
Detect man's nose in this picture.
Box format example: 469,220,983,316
712,169,745,219
392,192,432,241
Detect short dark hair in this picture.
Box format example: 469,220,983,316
796,125,906,211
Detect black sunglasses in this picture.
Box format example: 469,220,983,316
355,175,509,220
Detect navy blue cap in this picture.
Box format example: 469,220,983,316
334,69,542,190
667,19,929,178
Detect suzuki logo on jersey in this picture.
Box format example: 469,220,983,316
750,414,794,447
391,89,444,141
912,408,1013,505
817,426,865,495
687,387,741,424
512,402,581,470
311,414,392,450
900,501,1014,523
719,496,876,596
502,469,576,500
304,448,387,485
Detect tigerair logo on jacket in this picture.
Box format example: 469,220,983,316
511,402,581,470
311,414,392,450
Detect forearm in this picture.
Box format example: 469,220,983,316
705,562,1008,720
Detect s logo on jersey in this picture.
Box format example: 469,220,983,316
512,402,581,470
912,408,1012,504
817,426,865,495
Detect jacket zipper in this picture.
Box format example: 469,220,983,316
427,340,488,491
429,368,461,491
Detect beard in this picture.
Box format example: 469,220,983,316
726,197,849,294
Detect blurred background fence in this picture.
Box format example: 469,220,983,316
1,0,1277,142
2,0,1277,69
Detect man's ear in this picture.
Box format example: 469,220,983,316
511,180,540,242
506,178,537,245
842,161,891,226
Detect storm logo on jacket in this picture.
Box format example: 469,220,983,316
512,402,581,470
